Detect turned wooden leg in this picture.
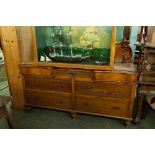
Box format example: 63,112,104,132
71,113,77,119
0,106,14,129
141,98,146,120
124,120,131,127
4,106,14,129
135,93,145,123
5,115,14,129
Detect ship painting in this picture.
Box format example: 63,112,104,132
35,26,112,65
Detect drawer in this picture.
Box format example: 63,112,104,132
25,88,71,110
140,85,155,92
75,94,129,117
53,68,94,80
95,71,137,83
142,74,155,82
24,76,71,92
75,81,131,97
20,66,53,77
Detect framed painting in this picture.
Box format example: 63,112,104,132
32,26,116,70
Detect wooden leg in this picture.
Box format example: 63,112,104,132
141,97,146,120
0,106,14,129
4,106,14,129
5,115,14,129
71,112,77,119
135,93,145,123
124,120,131,128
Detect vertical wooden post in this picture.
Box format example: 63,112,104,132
0,26,24,109
31,27,38,63
110,26,116,67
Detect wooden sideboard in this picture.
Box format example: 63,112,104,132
20,62,137,124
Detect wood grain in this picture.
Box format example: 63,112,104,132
75,81,131,97
20,66,53,77
16,26,34,63
75,94,129,117
24,76,71,92
95,71,137,83
20,64,137,121
25,88,72,110
0,26,24,109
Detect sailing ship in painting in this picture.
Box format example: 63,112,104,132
36,26,111,65
44,26,90,63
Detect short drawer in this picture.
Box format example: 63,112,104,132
75,81,131,98
95,71,137,83
24,76,71,92
53,68,94,80
75,94,129,117
20,66,53,77
25,88,72,110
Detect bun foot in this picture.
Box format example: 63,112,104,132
124,121,131,128
134,117,140,124
71,113,77,119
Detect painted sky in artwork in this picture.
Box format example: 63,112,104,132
63,26,112,48
36,26,113,49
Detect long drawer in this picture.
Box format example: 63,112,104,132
24,88,72,110
75,81,131,98
75,94,129,117
24,76,71,92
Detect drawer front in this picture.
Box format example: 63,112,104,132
75,94,129,117
25,89,71,110
142,74,155,82
140,85,155,92
24,76,71,92
54,68,94,80
75,81,131,98
20,66,52,77
95,71,137,83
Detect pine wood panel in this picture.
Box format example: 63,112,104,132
110,26,116,66
31,27,38,63
0,26,24,109
16,26,34,63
